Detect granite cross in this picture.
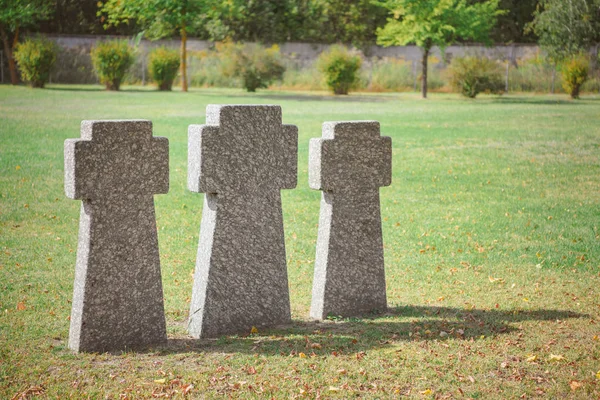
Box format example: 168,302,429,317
64,120,169,352
187,105,298,338
308,121,392,320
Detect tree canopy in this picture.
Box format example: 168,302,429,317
375,0,504,98
527,0,600,61
0,0,51,84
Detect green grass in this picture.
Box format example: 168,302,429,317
1,85,599,398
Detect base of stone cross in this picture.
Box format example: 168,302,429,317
188,190,292,338
310,190,388,320
69,197,167,352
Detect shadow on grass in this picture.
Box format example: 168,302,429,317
487,96,600,106
149,305,585,356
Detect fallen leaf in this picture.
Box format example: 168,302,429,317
337,369,347,375
310,343,322,349
15,165,21,170
569,380,582,391
16,302,26,311
181,384,193,394
420,389,433,395
526,355,537,362
298,352,307,358
596,370,600,380
439,331,448,338
250,326,258,334
154,378,166,384
328,386,340,392
548,354,565,362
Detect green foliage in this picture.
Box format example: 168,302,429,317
560,53,590,99
528,0,600,62
375,0,503,98
148,47,180,91
13,37,57,88
0,0,51,31
99,0,207,39
375,0,503,52
449,56,504,98
317,45,362,95
219,42,285,92
90,40,134,91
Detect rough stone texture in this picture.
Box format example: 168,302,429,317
64,120,169,352
309,121,392,320
188,105,298,338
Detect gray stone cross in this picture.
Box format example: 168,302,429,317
64,120,169,352
188,105,297,338
309,121,392,320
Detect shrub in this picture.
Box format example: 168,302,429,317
317,45,362,95
148,47,180,91
91,40,134,91
219,42,285,92
449,56,504,98
561,54,589,99
13,37,57,88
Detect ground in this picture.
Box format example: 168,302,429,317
0,85,599,399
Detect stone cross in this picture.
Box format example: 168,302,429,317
64,120,169,352
187,105,297,338
308,121,392,320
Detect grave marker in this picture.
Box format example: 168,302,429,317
64,120,169,352
188,105,297,338
309,121,392,320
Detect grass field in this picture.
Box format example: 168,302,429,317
1,85,599,399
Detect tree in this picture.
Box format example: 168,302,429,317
0,0,51,85
375,0,503,98
99,0,210,92
527,0,600,62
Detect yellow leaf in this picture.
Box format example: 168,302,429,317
15,165,21,170
298,352,307,358
595,370,600,380
328,386,340,392
154,378,166,384
250,326,258,334
526,355,537,362
548,354,565,362
420,389,433,395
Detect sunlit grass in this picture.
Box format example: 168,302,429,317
1,85,599,398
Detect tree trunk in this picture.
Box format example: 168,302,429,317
0,25,19,85
180,26,188,92
421,46,429,99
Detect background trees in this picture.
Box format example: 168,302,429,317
0,0,51,84
99,0,210,92
375,0,504,98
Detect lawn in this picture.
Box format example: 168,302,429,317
1,85,599,399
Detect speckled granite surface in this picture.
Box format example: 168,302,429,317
308,121,392,320
188,105,297,338
64,120,168,352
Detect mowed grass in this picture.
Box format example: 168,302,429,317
0,84,599,399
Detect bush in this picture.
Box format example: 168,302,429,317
148,47,180,91
317,45,362,95
561,54,589,99
219,42,285,92
91,40,134,91
449,56,504,98
13,37,57,88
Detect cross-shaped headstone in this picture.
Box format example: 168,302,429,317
308,121,392,320
187,105,297,338
64,120,169,352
